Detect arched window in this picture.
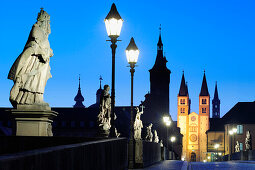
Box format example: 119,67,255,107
202,99,207,104
202,108,206,113
181,108,185,113
180,99,186,105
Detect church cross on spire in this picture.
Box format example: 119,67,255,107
99,75,103,89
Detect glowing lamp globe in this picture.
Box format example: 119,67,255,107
104,3,123,38
170,136,176,142
126,37,139,65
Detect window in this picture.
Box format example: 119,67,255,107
237,125,243,134
71,121,75,128
202,99,207,104
62,121,66,127
181,108,185,113
89,121,95,128
80,121,85,127
190,126,197,132
202,108,206,113
240,143,243,151
180,99,185,105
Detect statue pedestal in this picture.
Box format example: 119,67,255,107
135,139,143,167
11,105,58,136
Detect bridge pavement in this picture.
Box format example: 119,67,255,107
132,160,255,170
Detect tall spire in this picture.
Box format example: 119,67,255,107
212,81,220,118
199,71,209,96
157,24,163,50
179,71,188,96
74,75,85,108
213,81,219,100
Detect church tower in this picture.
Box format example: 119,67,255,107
73,75,85,108
199,72,210,161
212,82,220,118
177,72,190,160
148,27,171,120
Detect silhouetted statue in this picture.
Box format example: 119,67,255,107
245,131,252,151
134,107,143,140
145,123,153,142
8,8,53,108
97,85,111,136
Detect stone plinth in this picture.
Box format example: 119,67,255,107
11,105,58,136
135,139,143,167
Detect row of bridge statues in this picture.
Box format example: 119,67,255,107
97,84,161,143
235,131,252,152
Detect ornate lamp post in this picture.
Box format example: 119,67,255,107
170,136,176,160
163,115,171,150
126,37,139,168
104,3,123,137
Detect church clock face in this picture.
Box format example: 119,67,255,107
191,116,196,121
190,134,197,142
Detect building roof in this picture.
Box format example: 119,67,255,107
178,72,188,96
207,118,225,132
199,72,209,96
222,101,255,124
213,82,219,100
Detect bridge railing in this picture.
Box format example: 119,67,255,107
0,137,128,170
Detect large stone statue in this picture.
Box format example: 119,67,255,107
9,9,58,136
134,107,143,140
8,8,53,108
145,123,153,142
97,85,112,136
154,130,159,143
235,141,240,152
245,130,252,151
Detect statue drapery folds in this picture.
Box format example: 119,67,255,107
8,9,53,108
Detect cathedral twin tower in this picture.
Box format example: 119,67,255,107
142,28,220,162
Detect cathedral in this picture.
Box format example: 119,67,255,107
177,72,220,162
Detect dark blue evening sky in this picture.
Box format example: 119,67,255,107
0,0,255,121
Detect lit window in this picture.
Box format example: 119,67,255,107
237,125,243,134
202,99,207,104
240,143,243,151
202,108,206,113
180,99,185,105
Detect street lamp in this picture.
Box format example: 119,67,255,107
126,37,139,168
214,144,219,161
163,115,172,151
104,3,123,137
170,136,176,160
229,127,237,160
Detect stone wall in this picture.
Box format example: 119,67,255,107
0,137,128,170
143,141,161,167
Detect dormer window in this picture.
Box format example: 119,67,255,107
180,99,186,105
202,99,207,104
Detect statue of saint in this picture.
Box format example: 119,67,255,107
97,85,111,132
145,123,153,142
160,140,163,147
154,130,159,143
245,131,252,151
8,8,53,108
134,107,143,140
235,141,240,152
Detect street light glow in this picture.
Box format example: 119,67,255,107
207,156,210,159
163,116,170,123
229,130,233,135
214,144,220,149
233,128,237,133
170,136,176,142
126,37,139,64
104,3,123,38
